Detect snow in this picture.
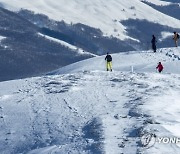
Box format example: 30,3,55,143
159,31,173,42
0,0,180,40
0,36,6,41
0,0,180,153
1,47,180,153
51,47,180,75
142,0,171,6
37,33,97,56
0,94,12,101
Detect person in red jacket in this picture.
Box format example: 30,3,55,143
156,62,163,73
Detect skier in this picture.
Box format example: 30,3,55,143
151,35,157,52
105,53,112,71
173,32,179,47
156,62,163,73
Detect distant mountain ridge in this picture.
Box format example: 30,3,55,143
0,7,93,81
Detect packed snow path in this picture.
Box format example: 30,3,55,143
0,69,180,154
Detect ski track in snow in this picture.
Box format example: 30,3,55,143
0,49,180,153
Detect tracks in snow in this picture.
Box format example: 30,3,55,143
0,70,180,153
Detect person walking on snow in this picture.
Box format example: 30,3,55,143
173,32,179,47
151,35,157,52
156,62,163,73
105,53,112,71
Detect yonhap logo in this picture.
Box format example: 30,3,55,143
140,132,156,148
140,132,180,148
157,137,180,144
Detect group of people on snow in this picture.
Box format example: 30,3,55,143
105,53,164,73
105,32,179,73
151,31,179,53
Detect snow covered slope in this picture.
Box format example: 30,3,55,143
0,0,180,40
51,47,180,75
37,33,97,57
0,48,180,153
144,0,171,5
0,7,95,82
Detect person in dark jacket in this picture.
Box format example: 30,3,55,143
105,53,112,71
156,62,163,73
173,32,179,47
151,35,157,52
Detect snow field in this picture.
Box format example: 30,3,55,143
0,48,180,153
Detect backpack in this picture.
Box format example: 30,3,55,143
106,55,112,62
177,33,179,39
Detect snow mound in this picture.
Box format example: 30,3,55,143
51,47,180,75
